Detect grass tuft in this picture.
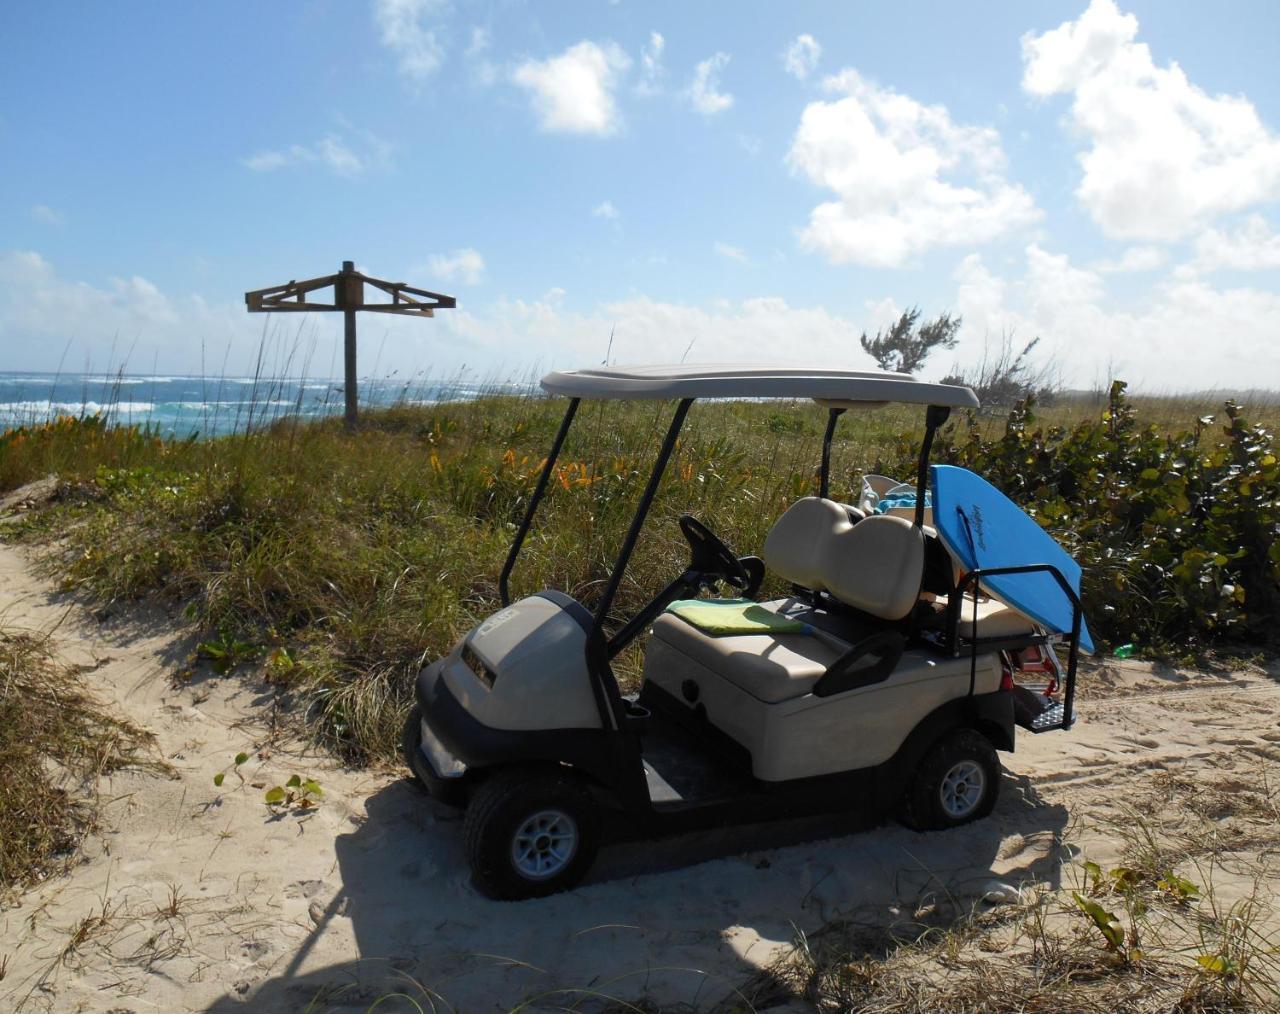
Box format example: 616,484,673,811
0,629,161,893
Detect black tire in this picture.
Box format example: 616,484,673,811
401,705,467,808
464,770,600,900
899,728,1000,831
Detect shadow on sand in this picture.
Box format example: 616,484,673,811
208,768,1069,1012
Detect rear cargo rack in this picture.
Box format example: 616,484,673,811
948,564,1083,733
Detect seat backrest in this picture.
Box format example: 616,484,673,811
857,473,901,513
763,498,925,621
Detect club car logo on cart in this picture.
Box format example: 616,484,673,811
477,608,519,639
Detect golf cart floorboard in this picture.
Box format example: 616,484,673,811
640,716,756,808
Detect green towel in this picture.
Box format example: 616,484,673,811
666,599,811,636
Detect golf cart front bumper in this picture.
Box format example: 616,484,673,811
414,658,620,789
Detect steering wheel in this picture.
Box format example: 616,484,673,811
678,515,752,591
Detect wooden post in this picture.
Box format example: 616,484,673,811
245,263,454,433
338,261,361,431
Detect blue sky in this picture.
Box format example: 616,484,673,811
2,0,1279,389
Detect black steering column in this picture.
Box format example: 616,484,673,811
605,514,763,660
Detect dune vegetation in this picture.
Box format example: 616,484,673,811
0,381,1276,768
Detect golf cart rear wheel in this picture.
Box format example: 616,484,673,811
900,729,1000,831
464,770,600,900
401,705,466,808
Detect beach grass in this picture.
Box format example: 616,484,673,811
0,629,161,894
0,384,1276,763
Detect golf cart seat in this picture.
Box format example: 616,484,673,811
648,502,926,705
939,594,1039,641
650,601,852,703
760,497,925,617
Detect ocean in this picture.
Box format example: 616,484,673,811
0,372,509,438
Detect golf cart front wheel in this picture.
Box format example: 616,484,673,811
464,770,600,900
900,729,1000,831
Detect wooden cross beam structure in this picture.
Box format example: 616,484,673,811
245,260,456,430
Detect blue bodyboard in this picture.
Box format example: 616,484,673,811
931,465,1095,654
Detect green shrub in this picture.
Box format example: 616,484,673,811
877,382,1279,651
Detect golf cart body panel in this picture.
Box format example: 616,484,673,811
404,363,1092,899
441,592,603,732
642,613,1002,782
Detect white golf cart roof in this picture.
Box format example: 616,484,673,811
541,364,979,409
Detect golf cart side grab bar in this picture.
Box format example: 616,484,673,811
949,563,1082,733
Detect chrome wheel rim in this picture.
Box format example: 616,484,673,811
939,760,986,818
511,809,578,880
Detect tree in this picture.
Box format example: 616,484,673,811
941,332,1061,408
859,307,961,375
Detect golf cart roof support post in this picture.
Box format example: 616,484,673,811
497,397,581,607
591,398,695,636
819,407,845,500
915,405,952,527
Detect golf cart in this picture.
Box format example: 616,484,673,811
404,365,1091,900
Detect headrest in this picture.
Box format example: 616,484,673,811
763,499,925,621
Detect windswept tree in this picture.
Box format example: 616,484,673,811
859,307,962,375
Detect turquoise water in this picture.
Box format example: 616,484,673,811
0,373,517,438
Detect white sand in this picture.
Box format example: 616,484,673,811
0,537,1277,1012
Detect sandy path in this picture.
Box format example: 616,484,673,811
0,540,1276,1012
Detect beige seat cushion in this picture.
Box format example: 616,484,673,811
942,595,1039,639
652,603,848,703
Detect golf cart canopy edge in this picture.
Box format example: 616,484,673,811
540,364,980,409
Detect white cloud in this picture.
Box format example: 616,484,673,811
950,245,1280,390
1021,0,1280,241
464,25,498,86
686,52,733,116
713,241,748,263
438,291,884,370
30,204,64,226
512,41,631,136
374,0,447,86
0,250,269,373
636,31,665,96
592,200,619,220
427,248,485,285
786,69,1039,267
782,34,821,80
1191,215,1280,273
241,133,388,177
1093,245,1167,273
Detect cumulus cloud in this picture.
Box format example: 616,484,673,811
786,69,1039,267
374,0,447,86
464,25,498,86
1092,245,1167,273
636,31,665,96
1191,215,1280,273
951,245,1280,390
1021,0,1280,241
30,205,64,226
782,34,821,80
512,41,631,135
0,250,267,373
686,52,733,115
241,133,389,177
427,248,485,285
591,200,619,220
713,241,748,263
437,291,883,370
